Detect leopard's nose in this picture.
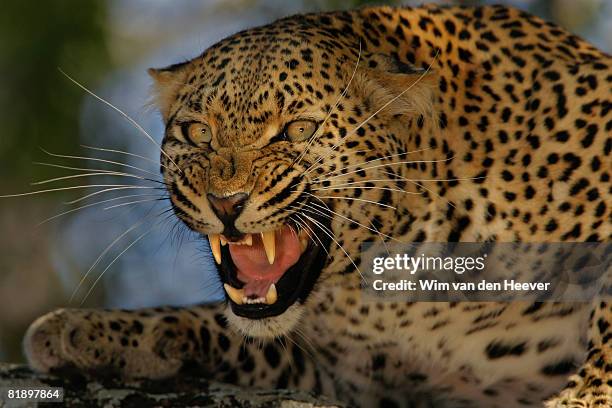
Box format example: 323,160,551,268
207,192,248,239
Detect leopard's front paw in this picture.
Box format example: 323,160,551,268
24,308,183,379
24,309,72,373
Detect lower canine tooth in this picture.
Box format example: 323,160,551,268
265,283,278,305
223,284,244,305
208,234,222,264
261,231,276,264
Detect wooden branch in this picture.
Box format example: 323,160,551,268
0,363,342,407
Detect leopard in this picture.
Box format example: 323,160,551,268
23,4,611,407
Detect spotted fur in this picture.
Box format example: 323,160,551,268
25,5,610,407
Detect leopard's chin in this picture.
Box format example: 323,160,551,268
212,212,331,321
224,303,304,338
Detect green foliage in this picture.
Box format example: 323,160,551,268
0,1,111,186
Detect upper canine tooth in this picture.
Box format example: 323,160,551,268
223,283,244,305
208,234,222,264
299,235,308,252
265,283,278,305
261,231,276,264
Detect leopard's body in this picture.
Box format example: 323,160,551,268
25,5,610,407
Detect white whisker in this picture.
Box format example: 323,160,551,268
292,218,317,251
382,170,458,211
69,206,174,304
299,201,399,242
33,161,114,174
79,225,155,305
291,327,318,360
299,199,398,257
38,193,165,226
81,144,172,172
295,41,362,166
305,50,439,174
39,148,161,178
70,220,146,303
31,171,155,186
310,148,431,181
301,213,364,282
103,197,166,210
58,68,183,174
304,191,396,210
292,213,328,256
0,184,152,199
64,185,162,205
318,156,455,183
313,175,487,187
312,185,421,195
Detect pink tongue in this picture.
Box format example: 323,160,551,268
229,227,301,298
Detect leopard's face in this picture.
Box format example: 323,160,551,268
150,15,435,337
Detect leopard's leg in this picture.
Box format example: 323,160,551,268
545,300,611,408
23,305,334,395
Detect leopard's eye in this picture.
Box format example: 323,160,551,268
181,122,212,146
285,120,317,142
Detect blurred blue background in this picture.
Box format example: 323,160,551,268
0,0,610,363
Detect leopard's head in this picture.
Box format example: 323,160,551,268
149,11,436,337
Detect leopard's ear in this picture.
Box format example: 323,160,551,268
148,61,190,121
353,53,438,120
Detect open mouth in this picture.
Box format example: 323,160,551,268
207,215,331,319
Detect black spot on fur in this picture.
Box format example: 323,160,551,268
264,343,281,368
485,341,527,359
541,359,576,376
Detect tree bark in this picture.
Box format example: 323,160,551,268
0,363,342,407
